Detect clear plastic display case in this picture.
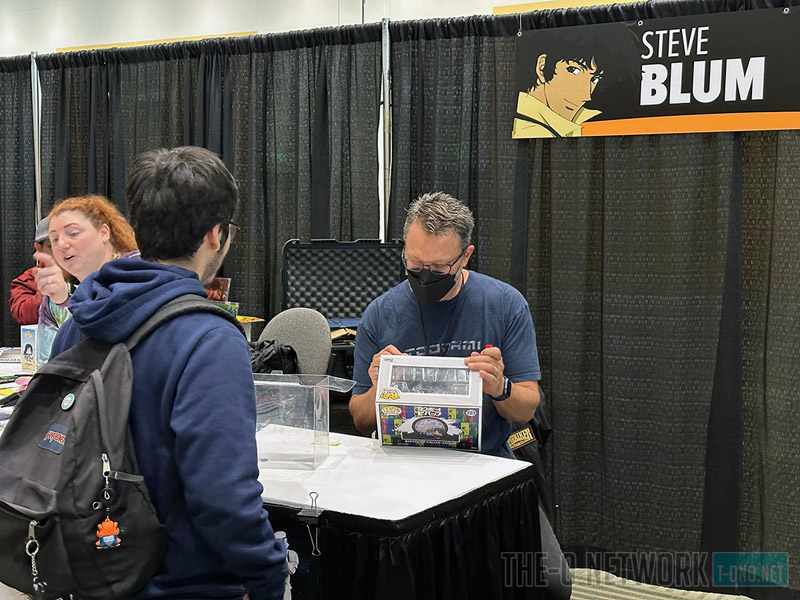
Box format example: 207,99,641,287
254,374,353,469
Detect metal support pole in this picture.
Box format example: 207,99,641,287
30,51,42,222
380,17,391,241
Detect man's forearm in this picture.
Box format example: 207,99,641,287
349,388,378,434
493,381,540,424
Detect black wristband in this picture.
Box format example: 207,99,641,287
492,376,512,401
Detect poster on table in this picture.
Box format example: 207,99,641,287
512,7,800,138
375,355,483,451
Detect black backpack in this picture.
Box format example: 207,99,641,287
248,338,299,374
0,295,243,600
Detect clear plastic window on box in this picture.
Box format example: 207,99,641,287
375,355,483,452
254,374,354,470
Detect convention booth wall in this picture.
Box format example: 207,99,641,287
0,57,36,351
0,27,384,346
0,1,798,598
387,4,799,597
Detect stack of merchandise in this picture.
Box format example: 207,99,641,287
204,278,264,339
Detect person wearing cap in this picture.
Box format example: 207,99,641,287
8,218,53,325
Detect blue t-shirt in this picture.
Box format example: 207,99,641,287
353,271,541,457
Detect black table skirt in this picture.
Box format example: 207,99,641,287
265,465,543,600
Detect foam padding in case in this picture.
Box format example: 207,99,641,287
282,239,405,318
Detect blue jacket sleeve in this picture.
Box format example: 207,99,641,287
171,324,287,599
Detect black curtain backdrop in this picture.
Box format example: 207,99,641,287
37,51,123,211
739,131,800,600
33,27,382,322
389,2,799,598
0,58,36,347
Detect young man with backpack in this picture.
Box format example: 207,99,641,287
46,146,287,599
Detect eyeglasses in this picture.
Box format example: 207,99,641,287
228,220,240,243
402,248,466,276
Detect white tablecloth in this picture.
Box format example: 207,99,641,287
257,426,527,521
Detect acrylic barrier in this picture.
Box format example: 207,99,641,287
254,374,353,470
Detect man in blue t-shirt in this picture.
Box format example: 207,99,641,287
349,192,542,457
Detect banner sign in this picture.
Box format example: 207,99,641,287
512,8,800,138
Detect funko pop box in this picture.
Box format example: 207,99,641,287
20,325,39,372
375,355,483,452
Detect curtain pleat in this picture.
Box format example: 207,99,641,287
0,58,36,345
740,131,800,598
34,30,381,321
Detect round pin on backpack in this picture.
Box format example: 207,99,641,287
61,393,76,410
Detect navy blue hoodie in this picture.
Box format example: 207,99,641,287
51,258,287,600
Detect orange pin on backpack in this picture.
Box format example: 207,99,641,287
95,517,122,549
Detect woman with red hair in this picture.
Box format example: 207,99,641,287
34,195,139,330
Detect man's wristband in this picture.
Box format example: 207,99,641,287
492,376,512,401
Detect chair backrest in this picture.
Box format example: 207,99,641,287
258,307,331,375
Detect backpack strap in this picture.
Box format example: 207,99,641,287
126,294,246,350
121,294,244,529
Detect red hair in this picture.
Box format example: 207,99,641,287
48,195,137,253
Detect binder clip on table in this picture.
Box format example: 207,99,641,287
297,491,322,557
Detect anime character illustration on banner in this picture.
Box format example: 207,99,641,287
512,9,800,139
512,24,641,138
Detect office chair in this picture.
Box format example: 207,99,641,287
258,307,331,375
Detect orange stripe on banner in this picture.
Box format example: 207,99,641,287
580,113,800,136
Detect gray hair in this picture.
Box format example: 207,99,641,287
403,192,474,248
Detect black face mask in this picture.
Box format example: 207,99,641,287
407,268,458,305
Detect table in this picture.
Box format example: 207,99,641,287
258,431,543,600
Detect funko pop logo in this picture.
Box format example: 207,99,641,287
24,331,32,339
381,405,402,416
379,389,400,401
